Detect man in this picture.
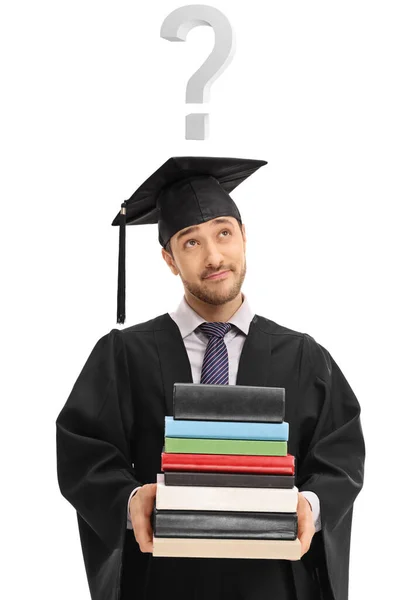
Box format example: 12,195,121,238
56,156,365,600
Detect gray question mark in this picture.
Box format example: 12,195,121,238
160,4,235,140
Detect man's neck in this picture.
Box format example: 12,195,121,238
184,291,244,323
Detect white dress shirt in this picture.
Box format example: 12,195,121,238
127,292,321,532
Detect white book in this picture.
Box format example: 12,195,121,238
152,536,301,560
155,473,298,512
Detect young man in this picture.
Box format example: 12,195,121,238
56,156,365,600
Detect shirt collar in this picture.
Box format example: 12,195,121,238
170,292,255,340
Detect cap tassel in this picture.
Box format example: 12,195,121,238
117,201,127,324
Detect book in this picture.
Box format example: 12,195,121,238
152,537,301,560
161,451,295,474
164,416,289,440
152,507,298,540
173,382,285,422
163,470,295,488
155,473,298,512
164,437,287,456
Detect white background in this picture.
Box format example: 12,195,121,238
1,1,402,598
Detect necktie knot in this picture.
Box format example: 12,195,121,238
199,321,232,340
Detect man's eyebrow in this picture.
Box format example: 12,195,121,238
175,218,234,243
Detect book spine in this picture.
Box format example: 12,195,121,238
173,383,285,422
153,508,298,540
156,482,298,512
164,416,289,440
161,452,295,475
163,471,295,488
164,437,288,456
152,537,302,560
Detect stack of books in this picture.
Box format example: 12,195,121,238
152,383,301,560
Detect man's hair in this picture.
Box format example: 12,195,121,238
164,218,243,257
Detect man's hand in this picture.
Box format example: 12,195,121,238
129,483,157,553
297,492,315,557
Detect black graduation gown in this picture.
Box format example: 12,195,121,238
55,312,365,600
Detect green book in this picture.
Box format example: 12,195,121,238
164,437,287,456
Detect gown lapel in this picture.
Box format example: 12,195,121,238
155,313,272,417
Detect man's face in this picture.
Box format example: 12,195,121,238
162,216,247,306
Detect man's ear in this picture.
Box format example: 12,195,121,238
161,248,179,276
161,247,172,266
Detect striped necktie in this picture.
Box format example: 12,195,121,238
199,321,232,385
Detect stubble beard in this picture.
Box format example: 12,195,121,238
180,259,247,307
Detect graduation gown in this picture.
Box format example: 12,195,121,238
55,312,365,600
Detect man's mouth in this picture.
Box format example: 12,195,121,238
204,270,231,280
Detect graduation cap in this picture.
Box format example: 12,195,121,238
111,156,268,324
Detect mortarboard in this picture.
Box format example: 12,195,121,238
111,156,267,324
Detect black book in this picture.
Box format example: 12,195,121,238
163,470,295,488
153,507,298,540
173,383,285,422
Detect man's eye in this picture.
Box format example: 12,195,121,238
185,230,231,248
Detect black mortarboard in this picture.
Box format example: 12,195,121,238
111,156,267,324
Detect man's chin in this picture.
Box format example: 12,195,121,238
200,286,241,306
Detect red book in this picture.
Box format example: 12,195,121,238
161,452,295,475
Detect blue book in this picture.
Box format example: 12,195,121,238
164,416,289,441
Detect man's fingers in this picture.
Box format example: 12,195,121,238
131,484,157,553
133,513,153,552
299,527,311,556
298,516,314,556
135,528,153,552
297,499,313,556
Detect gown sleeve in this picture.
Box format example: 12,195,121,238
295,333,366,600
55,328,143,552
